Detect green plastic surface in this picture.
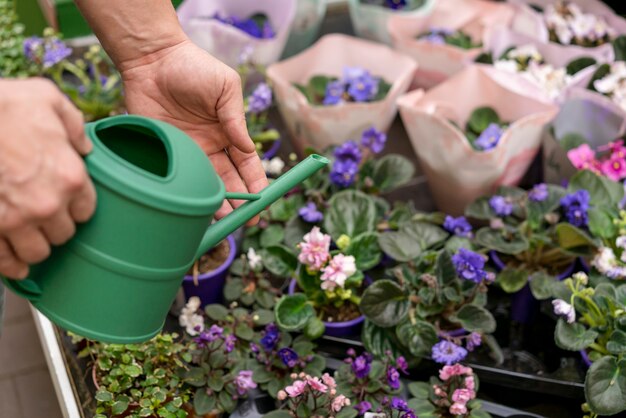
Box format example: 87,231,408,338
2,115,328,343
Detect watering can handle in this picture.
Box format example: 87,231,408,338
3,276,42,301
195,154,329,258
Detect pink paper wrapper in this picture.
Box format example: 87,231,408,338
388,0,514,89
397,66,558,215
177,0,296,68
266,34,417,152
508,0,626,64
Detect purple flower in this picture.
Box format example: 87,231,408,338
323,80,345,105
224,334,237,353
432,340,468,365
330,159,359,187
452,248,489,283
194,324,224,348
23,36,43,61
334,140,363,163
260,324,280,352
343,67,368,84
384,0,407,9
424,33,446,44
561,190,590,228
387,366,400,390
466,332,482,352
277,347,299,368
443,215,473,238
347,73,379,102
475,123,503,151
355,401,372,415
250,342,260,353
489,195,513,217
351,354,372,379
402,411,417,418
529,183,549,202
360,127,387,154
396,356,409,374
234,370,257,395
247,83,272,114
299,202,324,223
214,13,275,39
391,397,409,411
42,38,72,68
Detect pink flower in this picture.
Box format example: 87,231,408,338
298,227,331,271
465,376,475,391
320,254,357,291
601,155,626,181
285,380,307,397
439,364,473,380
450,402,468,415
567,144,596,169
277,390,287,400
331,395,350,412
306,376,328,393
322,373,337,390
234,370,257,395
452,388,475,404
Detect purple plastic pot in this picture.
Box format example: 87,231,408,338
288,276,371,338
439,328,467,338
490,251,579,324
261,139,282,160
580,349,592,368
182,235,237,308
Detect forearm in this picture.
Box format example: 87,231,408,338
74,0,188,70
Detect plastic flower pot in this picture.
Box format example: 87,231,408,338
182,235,237,308
281,0,327,58
507,0,626,64
287,277,372,338
177,0,297,68
347,0,436,45
267,34,417,152
388,0,514,89
397,65,559,216
490,251,578,324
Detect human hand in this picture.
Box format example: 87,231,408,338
120,41,268,224
0,78,96,279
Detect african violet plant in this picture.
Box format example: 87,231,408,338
459,107,509,152
419,28,481,50
587,61,626,113
294,67,392,105
541,1,616,48
465,171,621,299
550,272,626,417
567,139,626,182
245,81,281,158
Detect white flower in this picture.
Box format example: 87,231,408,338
247,247,263,270
262,157,285,176
570,14,596,40
572,272,589,286
507,44,543,62
592,247,626,279
552,299,576,324
494,59,520,73
594,63,626,111
523,62,572,99
179,296,204,336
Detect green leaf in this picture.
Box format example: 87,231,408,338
475,228,529,254
324,190,377,240
407,398,437,414
235,322,254,340
496,267,529,294
569,169,624,207
585,356,626,416
95,389,113,402
607,330,626,355
436,250,457,286
224,278,244,301
566,56,596,75
194,388,216,415
183,367,207,387
275,294,315,331
262,411,293,418
253,309,275,325
204,304,229,321
345,232,382,270
395,319,438,357
262,245,297,277
379,221,448,262
360,280,409,327
559,132,587,151
111,400,129,416
304,316,325,339
527,184,567,229
468,107,500,134
587,64,611,91
371,154,415,192
260,225,285,247
465,196,493,220
588,207,617,239
614,35,626,62
555,223,599,251
336,407,359,418
284,216,312,249
408,381,430,399
554,319,598,351
361,320,405,359
528,271,555,300
449,304,496,333
269,194,304,222
207,372,225,392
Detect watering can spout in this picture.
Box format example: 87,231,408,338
195,154,329,258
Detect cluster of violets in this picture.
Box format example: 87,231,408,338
593,211,626,279
593,62,626,112
451,248,495,285
213,13,275,39
297,227,357,292
433,364,478,416
543,1,615,47
246,82,273,114
276,372,351,416
568,140,626,181
329,127,387,188
324,67,382,105
23,35,72,68
250,324,312,369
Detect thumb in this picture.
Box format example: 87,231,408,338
216,73,256,154
56,96,93,156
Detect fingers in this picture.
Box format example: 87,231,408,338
55,95,92,155
0,238,28,279
41,211,76,245
6,227,50,265
227,146,269,195
68,177,97,223
216,71,256,154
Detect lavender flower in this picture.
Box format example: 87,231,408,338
489,195,513,217
529,183,549,202
224,334,237,353
552,299,575,324
466,332,482,352
247,82,272,114
234,370,257,395
443,215,473,238
260,323,280,352
330,159,359,187
23,36,43,61
475,123,504,151
432,340,468,365
355,401,372,415
396,356,409,374
424,33,446,44
323,80,345,105
360,126,387,154
334,140,362,162
277,347,299,368
347,72,379,102
250,342,260,353
42,39,72,68
390,397,410,411
194,324,224,348
386,366,400,390
343,67,368,84
214,13,275,39
452,248,489,283
299,202,324,223
561,190,590,227
351,354,372,379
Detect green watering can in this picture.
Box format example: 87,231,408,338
2,115,328,343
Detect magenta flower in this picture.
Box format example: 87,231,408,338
601,155,626,181
234,370,257,395
321,254,357,291
387,366,401,390
355,400,372,415
297,226,331,271
567,143,601,173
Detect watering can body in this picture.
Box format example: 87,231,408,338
2,115,328,343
